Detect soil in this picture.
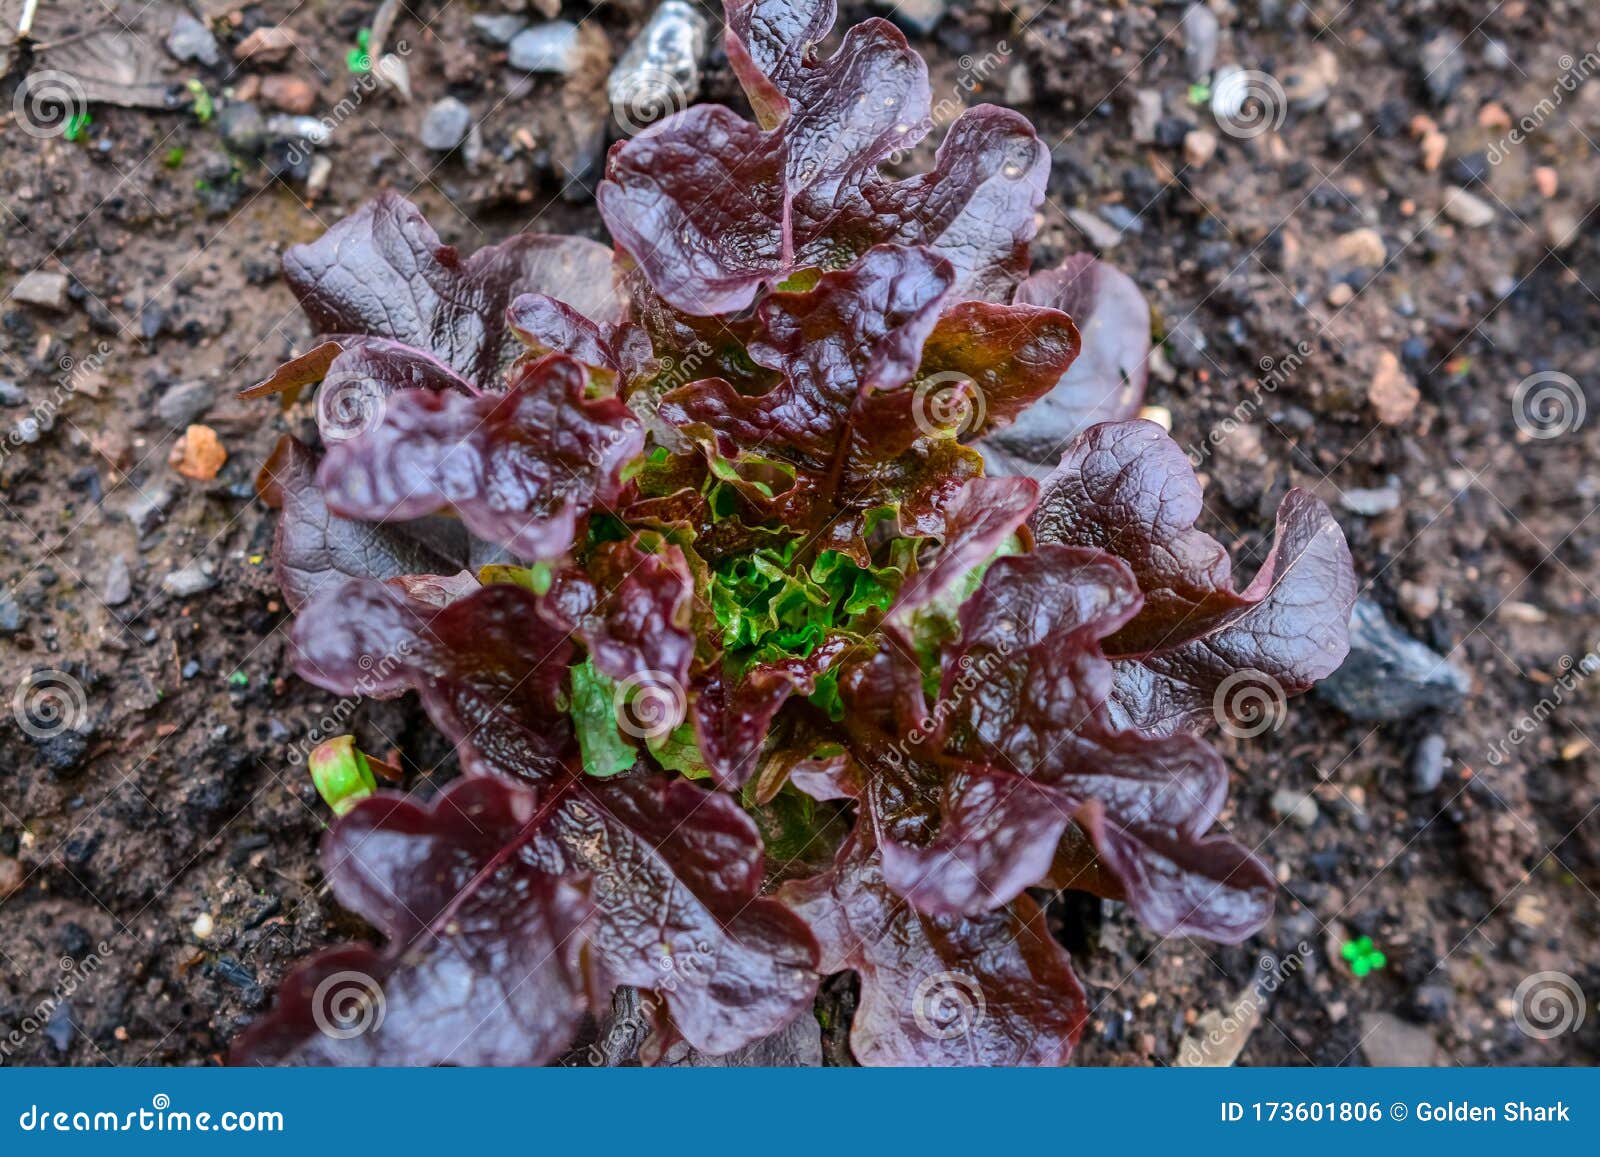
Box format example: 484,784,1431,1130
2,0,1597,1067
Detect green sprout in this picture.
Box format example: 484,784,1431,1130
185,79,214,123
307,735,378,816
227,671,249,688
347,28,373,74
62,110,92,142
162,146,186,169
1340,936,1387,977
1187,82,1211,106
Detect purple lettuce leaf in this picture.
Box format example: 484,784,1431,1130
316,355,642,562
780,831,1085,1066
1031,420,1356,737
548,536,696,696
532,775,819,1053
980,255,1151,478
876,547,1275,939
282,191,621,388
292,578,575,783
256,435,458,611
600,1,1047,314
660,245,953,465
232,777,591,1066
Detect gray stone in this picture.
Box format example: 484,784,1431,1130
1180,3,1221,81
508,21,582,73
0,379,24,406
155,380,215,429
166,13,221,67
1270,787,1319,829
162,564,217,598
1419,33,1465,107
0,591,25,635
13,270,70,311
1066,208,1123,251
1339,485,1401,516
1314,598,1471,722
420,97,473,151
126,485,176,535
471,14,528,45
1358,1011,1441,1067
1410,733,1447,793
1130,89,1163,143
1443,186,1495,228
872,0,946,38
217,101,267,155
103,555,133,607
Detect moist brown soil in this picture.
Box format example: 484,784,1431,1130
2,0,1597,1067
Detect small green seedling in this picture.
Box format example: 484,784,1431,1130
1341,936,1387,977
63,111,92,142
307,735,378,816
347,29,373,74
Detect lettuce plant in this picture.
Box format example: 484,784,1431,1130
234,0,1356,1067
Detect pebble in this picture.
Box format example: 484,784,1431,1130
166,13,220,67
306,153,333,200
1282,48,1338,110
1334,227,1386,268
1358,1011,1440,1066
234,26,297,65
13,270,70,311
1130,89,1163,143
155,379,215,429
1339,484,1400,516
871,0,946,37
0,855,22,899
217,101,267,155
609,1,709,132
1271,787,1319,829
1065,208,1123,251
0,590,26,635
471,13,528,45
192,912,215,940
1180,3,1221,81
1325,282,1354,307
1315,598,1471,722
1533,165,1559,198
0,378,23,406
260,74,317,115
1183,129,1218,167
1443,186,1495,228
508,21,583,73
420,97,473,151
45,1003,74,1053
162,564,217,598
126,485,175,535
1410,733,1447,793
104,555,132,606
1368,350,1419,425
1398,580,1440,621
1419,33,1465,107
